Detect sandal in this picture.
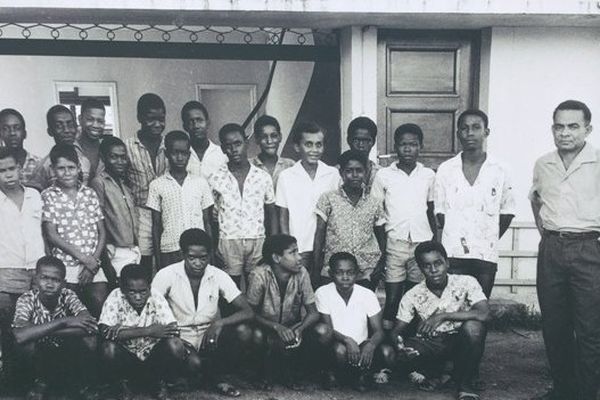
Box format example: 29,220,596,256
458,390,480,400
216,382,241,397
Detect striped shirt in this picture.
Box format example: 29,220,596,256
125,133,168,208
20,151,42,187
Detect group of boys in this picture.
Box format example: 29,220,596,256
0,94,597,400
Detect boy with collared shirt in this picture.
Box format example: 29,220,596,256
313,150,386,289
345,117,380,192
316,252,394,391
29,105,93,191
180,101,227,180
250,115,294,188
246,234,328,388
371,123,436,327
434,109,515,298
209,123,277,286
152,229,254,396
13,256,99,400
0,108,41,187
391,241,490,400
99,263,185,400
125,93,168,269
0,147,45,375
275,122,339,275
90,136,140,281
76,98,106,181
146,131,214,269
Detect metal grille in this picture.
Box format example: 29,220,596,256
0,23,338,46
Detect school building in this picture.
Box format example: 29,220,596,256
1,0,599,308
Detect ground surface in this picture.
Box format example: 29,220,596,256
0,330,550,400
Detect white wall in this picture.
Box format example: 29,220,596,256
0,55,271,157
485,27,600,221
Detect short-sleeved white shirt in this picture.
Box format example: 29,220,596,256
146,172,214,253
152,262,241,350
397,274,487,334
209,164,275,239
187,141,228,180
371,162,435,242
315,282,381,344
275,161,339,253
434,154,515,263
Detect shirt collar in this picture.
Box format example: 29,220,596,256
172,261,217,282
337,185,367,201
390,161,423,174
134,131,166,150
291,160,332,178
546,142,597,165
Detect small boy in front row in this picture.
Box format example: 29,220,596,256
246,234,331,389
12,256,99,400
99,264,186,400
315,252,395,391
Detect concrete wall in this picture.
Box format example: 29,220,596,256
0,55,271,157
484,26,600,222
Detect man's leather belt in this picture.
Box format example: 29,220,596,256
544,230,600,239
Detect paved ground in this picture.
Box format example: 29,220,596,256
0,330,550,400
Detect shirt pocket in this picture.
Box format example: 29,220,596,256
483,185,502,216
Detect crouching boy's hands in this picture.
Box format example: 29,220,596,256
148,322,180,338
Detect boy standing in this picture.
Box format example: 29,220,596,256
371,123,436,326
209,123,277,286
12,256,99,400
313,150,386,288
345,117,380,191
434,110,515,298
77,98,106,181
180,101,227,180
99,263,185,400
146,131,214,269
250,115,295,188
90,136,140,281
125,93,168,268
276,122,339,274
316,252,394,391
0,109,41,187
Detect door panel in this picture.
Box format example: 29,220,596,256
378,30,479,169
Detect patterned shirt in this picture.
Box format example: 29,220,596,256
20,151,42,187
208,164,275,239
187,141,228,180
315,187,385,280
434,154,516,263
250,156,295,189
246,264,315,327
12,288,88,346
397,274,487,334
146,172,214,253
371,162,435,242
29,145,92,191
99,288,176,360
41,185,103,283
125,134,168,208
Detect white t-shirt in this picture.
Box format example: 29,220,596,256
315,282,381,344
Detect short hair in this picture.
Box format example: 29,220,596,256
0,108,26,130
80,98,106,114
337,149,368,170
120,263,152,288
262,234,297,266
218,123,246,144
137,93,165,120
291,121,324,144
457,109,489,130
254,115,281,136
553,100,592,124
328,252,359,273
394,123,424,145
347,117,377,140
50,143,79,166
179,228,212,253
414,240,448,267
181,101,209,123
99,135,126,161
46,105,74,129
0,147,17,164
164,130,190,152
36,255,66,278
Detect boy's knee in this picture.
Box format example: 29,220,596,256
101,341,119,361
332,342,347,364
235,323,253,344
81,335,98,352
252,327,265,347
378,344,396,367
187,352,203,373
313,322,332,345
163,337,186,359
461,320,486,344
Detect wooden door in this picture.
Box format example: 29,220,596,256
377,30,479,169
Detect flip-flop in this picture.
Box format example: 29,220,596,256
458,390,480,400
216,382,241,397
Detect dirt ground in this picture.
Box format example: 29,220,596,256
0,330,550,400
